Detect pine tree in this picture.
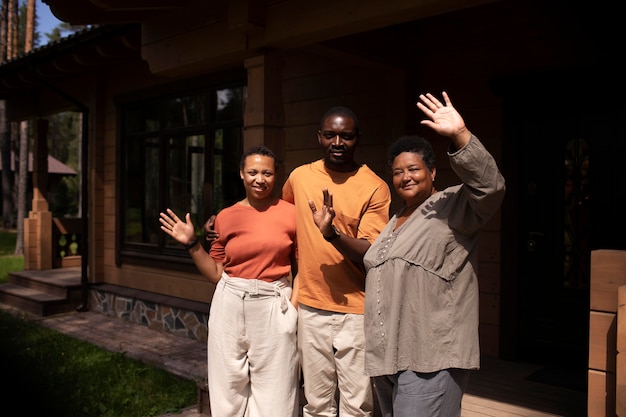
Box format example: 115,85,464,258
0,0,17,229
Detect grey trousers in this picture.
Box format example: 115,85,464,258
372,368,471,417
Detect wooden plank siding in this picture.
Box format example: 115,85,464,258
281,46,405,177
589,250,626,417
618,286,626,416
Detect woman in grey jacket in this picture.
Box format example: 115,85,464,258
362,91,505,417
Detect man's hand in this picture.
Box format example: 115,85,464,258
203,215,218,244
308,188,335,237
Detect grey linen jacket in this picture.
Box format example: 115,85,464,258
363,134,506,376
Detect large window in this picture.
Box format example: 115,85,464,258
120,85,245,261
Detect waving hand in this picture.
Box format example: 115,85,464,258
417,91,471,149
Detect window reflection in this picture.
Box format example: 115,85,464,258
121,85,245,255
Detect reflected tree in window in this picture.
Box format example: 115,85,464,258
121,85,245,256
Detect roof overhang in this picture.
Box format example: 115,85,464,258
0,24,142,119
44,0,196,24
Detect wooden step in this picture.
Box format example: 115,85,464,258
0,267,83,316
9,270,81,298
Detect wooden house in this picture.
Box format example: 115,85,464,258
0,0,624,414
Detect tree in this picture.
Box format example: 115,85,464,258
12,0,34,255
1,1,80,243
23,0,31,44
0,0,18,230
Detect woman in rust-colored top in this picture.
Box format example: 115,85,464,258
160,145,299,417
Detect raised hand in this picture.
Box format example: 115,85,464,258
417,91,470,147
159,208,196,245
308,188,335,237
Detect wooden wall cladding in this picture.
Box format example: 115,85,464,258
590,250,626,312
617,286,625,417
589,249,626,417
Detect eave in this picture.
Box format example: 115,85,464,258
43,0,196,24
0,24,142,118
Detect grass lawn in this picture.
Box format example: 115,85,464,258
0,309,197,416
0,227,17,255
0,229,198,416
0,229,23,283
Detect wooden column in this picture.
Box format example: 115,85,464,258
243,53,286,186
618,285,625,417
589,249,626,417
24,118,52,270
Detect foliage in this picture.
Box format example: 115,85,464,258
0,229,22,282
0,310,197,417
0,227,16,254
1,3,83,228
45,21,91,43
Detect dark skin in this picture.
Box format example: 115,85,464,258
163,153,298,290
312,92,471,263
317,115,360,172
308,114,371,264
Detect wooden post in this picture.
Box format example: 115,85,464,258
589,249,626,417
25,118,52,270
617,285,626,417
243,53,286,187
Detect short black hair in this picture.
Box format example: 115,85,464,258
319,106,361,136
387,136,436,170
240,145,278,170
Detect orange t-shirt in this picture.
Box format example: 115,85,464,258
209,199,297,282
282,159,390,314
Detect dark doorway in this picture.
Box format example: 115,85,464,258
498,66,626,395
497,69,604,380
514,111,590,369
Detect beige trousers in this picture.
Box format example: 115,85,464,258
207,273,299,417
298,304,373,417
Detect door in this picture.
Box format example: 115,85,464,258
516,120,590,369
499,71,596,374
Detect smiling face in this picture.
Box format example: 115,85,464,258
318,114,359,172
240,154,276,203
391,151,436,207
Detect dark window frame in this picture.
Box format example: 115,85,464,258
115,75,246,271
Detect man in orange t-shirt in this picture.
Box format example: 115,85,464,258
283,106,390,417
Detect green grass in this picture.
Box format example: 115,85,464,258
0,309,197,416
0,229,23,283
0,228,17,255
0,229,197,416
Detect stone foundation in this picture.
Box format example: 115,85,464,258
89,286,208,343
